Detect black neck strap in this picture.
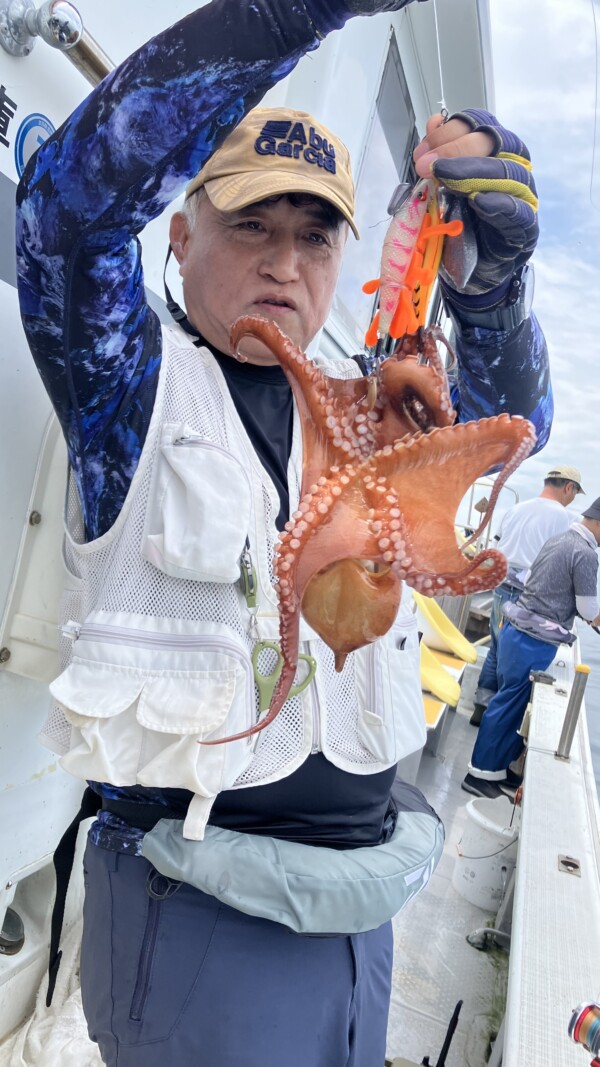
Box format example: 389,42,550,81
163,244,201,344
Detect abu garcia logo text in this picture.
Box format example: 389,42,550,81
254,120,336,174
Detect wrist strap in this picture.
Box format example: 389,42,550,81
443,266,534,333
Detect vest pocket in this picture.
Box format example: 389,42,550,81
142,424,253,583
355,621,426,764
49,614,255,800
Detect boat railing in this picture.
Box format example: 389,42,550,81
457,477,520,553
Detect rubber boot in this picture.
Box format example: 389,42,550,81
469,703,486,727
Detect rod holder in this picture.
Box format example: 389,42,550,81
555,664,590,761
0,0,113,85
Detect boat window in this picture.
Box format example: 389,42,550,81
333,34,417,351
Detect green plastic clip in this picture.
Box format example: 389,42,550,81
240,541,258,610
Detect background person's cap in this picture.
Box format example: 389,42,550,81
185,108,359,238
546,464,585,493
582,496,600,521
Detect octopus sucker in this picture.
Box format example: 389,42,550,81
202,317,536,746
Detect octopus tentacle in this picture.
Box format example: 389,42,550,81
205,641,300,745
461,415,534,548
205,317,536,745
420,324,457,373
231,316,374,465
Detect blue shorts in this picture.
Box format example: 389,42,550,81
81,833,393,1067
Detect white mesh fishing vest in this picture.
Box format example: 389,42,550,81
45,323,426,839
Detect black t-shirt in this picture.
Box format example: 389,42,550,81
211,350,293,531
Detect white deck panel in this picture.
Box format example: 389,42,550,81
388,706,507,1067
503,666,600,1066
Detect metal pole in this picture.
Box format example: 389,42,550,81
495,867,515,935
455,593,472,635
555,664,591,761
62,27,113,85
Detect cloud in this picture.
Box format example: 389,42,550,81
480,0,600,508
491,0,600,206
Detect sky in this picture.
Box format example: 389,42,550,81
489,0,600,779
488,0,600,511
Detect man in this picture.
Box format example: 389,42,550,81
472,464,584,724
463,498,600,799
16,1,551,1064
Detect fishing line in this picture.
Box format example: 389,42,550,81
590,0,600,209
432,0,448,119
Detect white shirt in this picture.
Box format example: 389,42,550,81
496,497,575,585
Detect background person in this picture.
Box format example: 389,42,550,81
463,499,600,799
472,464,584,725
16,0,552,1064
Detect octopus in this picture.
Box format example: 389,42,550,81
205,316,536,746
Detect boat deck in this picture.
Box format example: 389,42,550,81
387,700,507,1067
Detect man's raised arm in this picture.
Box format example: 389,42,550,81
15,0,410,538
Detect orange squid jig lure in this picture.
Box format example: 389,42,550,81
363,178,463,348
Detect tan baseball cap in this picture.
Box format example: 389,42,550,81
185,108,359,239
546,465,585,493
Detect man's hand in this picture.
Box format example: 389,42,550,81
414,109,538,296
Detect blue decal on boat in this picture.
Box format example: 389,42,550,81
14,113,55,177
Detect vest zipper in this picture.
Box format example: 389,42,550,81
311,685,321,753
365,619,419,726
174,435,242,458
63,621,250,659
369,643,380,719
309,642,321,753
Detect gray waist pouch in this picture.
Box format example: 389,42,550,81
142,810,444,934
502,600,576,646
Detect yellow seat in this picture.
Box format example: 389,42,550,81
420,643,461,707
432,649,469,674
413,591,478,665
422,694,446,730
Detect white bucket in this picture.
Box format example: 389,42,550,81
452,796,520,911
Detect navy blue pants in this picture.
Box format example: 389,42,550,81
470,623,556,778
474,584,522,708
81,835,393,1067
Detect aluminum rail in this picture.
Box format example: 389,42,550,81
502,654,600,1066
0,0,114,84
